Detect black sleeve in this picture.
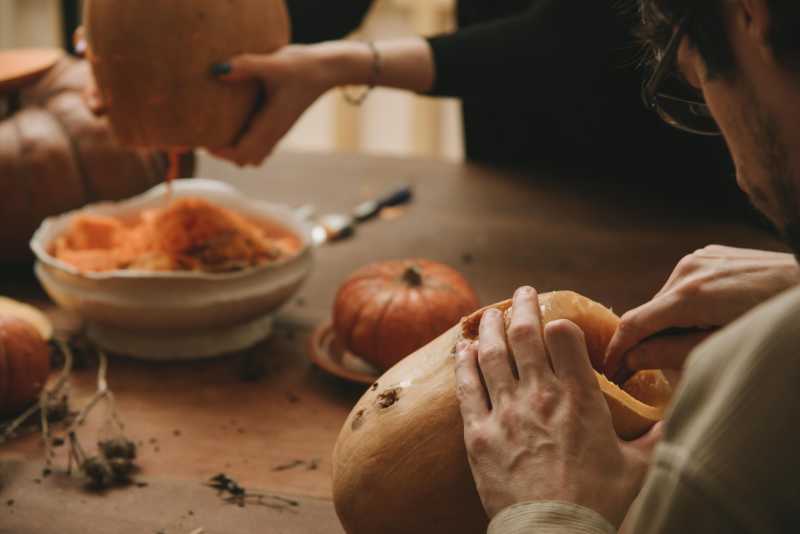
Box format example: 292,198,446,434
426,0,633,98
286,0,376,44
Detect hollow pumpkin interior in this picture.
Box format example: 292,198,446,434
459,293,668,439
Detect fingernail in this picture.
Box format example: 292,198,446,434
455,341,468,353
211,62,231,77
516,286,534,297
484,308,500,320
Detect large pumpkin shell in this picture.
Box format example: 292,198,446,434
84,0,290,148
332,291,665,534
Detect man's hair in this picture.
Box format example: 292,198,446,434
638,0,800,78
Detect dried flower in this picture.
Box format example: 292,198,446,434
81,457,113,488
99,437,137,460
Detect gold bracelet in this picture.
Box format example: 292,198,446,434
341,41,382,106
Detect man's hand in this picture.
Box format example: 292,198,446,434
455,286,661,527
605,245,800,377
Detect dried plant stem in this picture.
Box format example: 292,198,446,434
0,402,40,443
67,430,88,475
69,351,123,433
4,338,136,487
41,392,53,464
42,339,75,464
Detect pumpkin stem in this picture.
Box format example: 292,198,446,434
402,266,423,287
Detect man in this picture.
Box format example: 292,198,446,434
455,1,800,532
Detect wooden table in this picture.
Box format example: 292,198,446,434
0,151,786,533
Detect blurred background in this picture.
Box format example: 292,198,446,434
0,0,465,169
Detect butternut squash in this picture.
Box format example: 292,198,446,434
332,291,668,534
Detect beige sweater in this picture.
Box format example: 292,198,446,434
489,285,800,534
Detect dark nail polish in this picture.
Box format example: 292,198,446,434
211,62,231,77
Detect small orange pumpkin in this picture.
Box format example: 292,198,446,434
0,314,51,417
333,259,479,370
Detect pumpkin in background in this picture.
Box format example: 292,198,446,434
0,56,194,262
332,291,670,534
333,259,480,371
0,313,51,417
84,0,290,148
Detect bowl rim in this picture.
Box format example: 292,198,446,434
30,178,314,282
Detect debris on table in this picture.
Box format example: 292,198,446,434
207,473,245,501
271,459,320,472
206,474,300,512
271,460,304,472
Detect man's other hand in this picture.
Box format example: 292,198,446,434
605,245,799,377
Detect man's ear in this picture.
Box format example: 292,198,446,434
677,39,704,89
738,0,773,59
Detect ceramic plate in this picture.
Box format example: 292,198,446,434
308,320,381,385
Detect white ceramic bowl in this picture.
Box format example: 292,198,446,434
30,179,314,359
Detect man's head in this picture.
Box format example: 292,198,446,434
638,0,800,253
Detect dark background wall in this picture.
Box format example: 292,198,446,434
62,0,81,54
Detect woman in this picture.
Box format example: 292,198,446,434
212,0,735,187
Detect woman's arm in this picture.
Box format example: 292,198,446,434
212,0,629,165
288,0,629,96
425,0,628,98
309,38,435,93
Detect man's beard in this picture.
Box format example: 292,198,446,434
746,102,800,259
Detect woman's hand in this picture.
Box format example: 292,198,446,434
605,245,800,377
210,43,351,166
211,38,435,166
454,286,661,527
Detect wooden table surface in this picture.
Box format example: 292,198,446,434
0,151,786,534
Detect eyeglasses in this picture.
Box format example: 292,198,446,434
642,15,721,136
